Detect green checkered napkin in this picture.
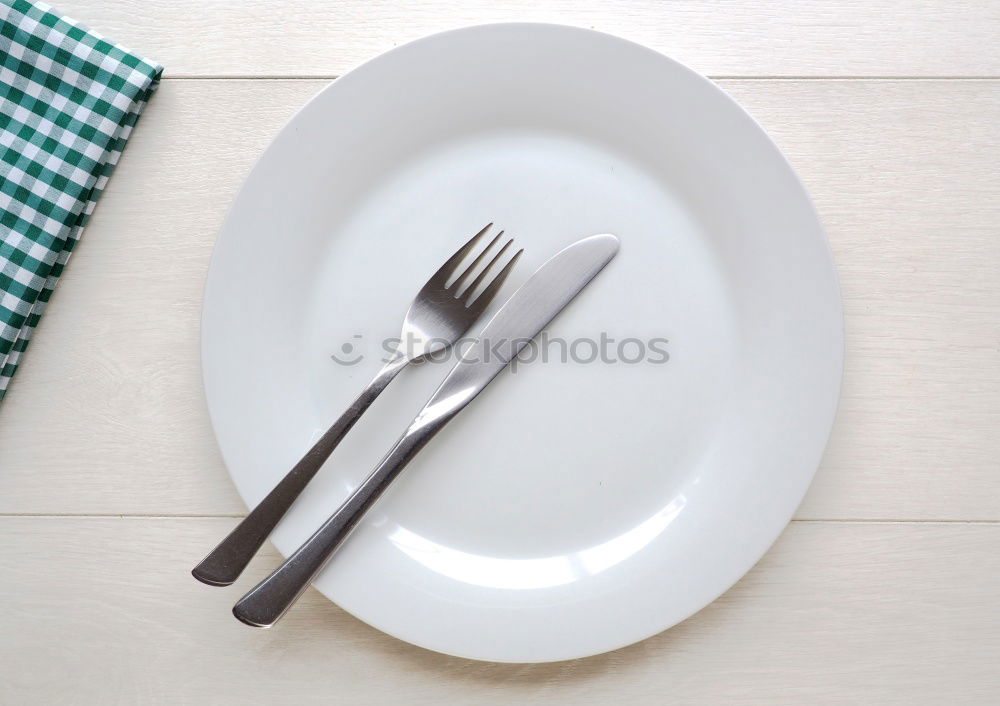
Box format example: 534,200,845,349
0,0,161,400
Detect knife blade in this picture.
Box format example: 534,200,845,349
410,232,619,433
233,233,619,627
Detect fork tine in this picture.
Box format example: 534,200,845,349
434,223,493,285
449,232,503,293
459,237,512,300
466,247,523,309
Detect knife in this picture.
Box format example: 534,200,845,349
233,233,620,627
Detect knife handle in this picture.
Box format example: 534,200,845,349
191,355,409,587
231,425,438,627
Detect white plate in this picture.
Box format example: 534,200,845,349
203,23,843,662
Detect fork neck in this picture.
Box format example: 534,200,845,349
370,350,411,388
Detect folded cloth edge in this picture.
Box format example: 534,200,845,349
0,0,163,400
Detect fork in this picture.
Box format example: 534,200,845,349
192,224,522,586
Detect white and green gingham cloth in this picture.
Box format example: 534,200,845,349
0,0,161,400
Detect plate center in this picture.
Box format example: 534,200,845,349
299,129,737,560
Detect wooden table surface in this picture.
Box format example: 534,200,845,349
1,2,998,703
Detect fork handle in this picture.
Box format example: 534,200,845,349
232,421,443,627
191,355,409,586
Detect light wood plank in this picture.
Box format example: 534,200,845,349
50,0,1000,78
1,518,997,703
0,79,997,520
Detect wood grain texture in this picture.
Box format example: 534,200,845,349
0,79,996,520
46,0,1000,78
1,517,997,704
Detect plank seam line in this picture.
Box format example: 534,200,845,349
159,74,1000,81
0,514,996,524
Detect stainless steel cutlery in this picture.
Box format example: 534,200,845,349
232,234,619,627
192,227,619,628
193,224,521,587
